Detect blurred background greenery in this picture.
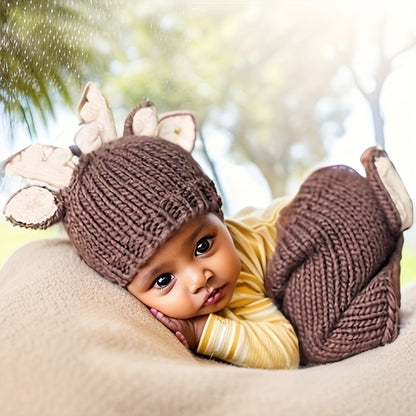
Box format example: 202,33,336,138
1,0,416,284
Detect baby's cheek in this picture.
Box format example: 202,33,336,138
232,251,242,279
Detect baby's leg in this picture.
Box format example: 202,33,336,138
265,147,411,365
279,235,402,364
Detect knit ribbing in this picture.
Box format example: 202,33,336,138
61,136,222,287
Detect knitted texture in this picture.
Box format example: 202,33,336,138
265,162,402,365
61,136,223,287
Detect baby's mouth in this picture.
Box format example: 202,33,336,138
204,286,224,306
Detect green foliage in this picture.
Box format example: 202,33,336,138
2,1,415,197
401,247,416,287
0,218,63,267
0,0,116,137
1,0,415,209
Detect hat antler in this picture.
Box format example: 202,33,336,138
3,82,199,229
4,144,77,189
75,81,118,154
4,82,118,189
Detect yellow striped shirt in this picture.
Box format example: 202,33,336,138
197,198,300,369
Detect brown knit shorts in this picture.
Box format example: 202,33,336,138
265,161,403,365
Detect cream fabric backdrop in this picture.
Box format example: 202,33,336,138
1,238,415,416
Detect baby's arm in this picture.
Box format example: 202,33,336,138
151,300,299,369
197,300,299,369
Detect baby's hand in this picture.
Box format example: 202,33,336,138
150,308,208,350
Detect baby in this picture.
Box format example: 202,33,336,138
3,85,412,368
60,134,300,369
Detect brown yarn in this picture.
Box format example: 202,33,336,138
265,160,402,365
61,136,223,287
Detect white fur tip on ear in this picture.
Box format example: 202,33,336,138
157,112,197,153
4,187,61,228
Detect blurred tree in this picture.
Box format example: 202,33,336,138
322,3,416,149
105,1,348,197
0,0,117,138
209,4,349,197
106,0,416,198
3,0,415,201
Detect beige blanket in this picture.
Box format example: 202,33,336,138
1,238,415,416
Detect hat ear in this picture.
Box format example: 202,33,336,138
123,101,158,137
4,143,77,189
123,102,197,153
3,186,64,229
156,111,197,153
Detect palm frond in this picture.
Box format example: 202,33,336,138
0,0,116,139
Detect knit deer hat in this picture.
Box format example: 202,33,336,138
3,83,223,287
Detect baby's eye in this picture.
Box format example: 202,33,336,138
154,273,174,289
195,236,213,256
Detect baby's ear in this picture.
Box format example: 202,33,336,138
156,111,197,153
3,186,64,229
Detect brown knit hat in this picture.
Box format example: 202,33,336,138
61,135,223,287
2,82,223,287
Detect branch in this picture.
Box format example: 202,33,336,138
389,40,416,61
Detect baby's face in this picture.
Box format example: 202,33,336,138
127,213,241,319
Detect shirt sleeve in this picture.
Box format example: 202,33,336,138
196,298,299,369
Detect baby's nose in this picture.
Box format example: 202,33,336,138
186,267,212,293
